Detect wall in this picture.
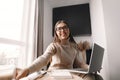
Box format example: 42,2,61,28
74,36,93,47
90,0,109,80
102,0,120,80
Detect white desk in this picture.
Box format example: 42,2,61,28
36,72,95,80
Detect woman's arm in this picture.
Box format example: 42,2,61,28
80,61,89,70
74,49,89,70
15,68,29,80
15,43,56,79
28,43,57,73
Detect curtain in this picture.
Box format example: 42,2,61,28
37,0,44,57
23,0,43,66
26,0,44,66
23,0,37,66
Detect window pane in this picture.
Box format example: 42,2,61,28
0,43,24,66
0,0,24,41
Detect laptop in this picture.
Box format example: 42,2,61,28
69,43,105,74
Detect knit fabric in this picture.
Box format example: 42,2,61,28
28,42,84,73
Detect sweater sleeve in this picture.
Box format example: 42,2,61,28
74,49,88,69
28,43,56,74
73,43,85,68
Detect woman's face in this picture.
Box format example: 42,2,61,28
56,22,70,41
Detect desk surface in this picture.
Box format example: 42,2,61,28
36,72,94,80
36,73,81,80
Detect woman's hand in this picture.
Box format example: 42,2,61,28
14,68,29,80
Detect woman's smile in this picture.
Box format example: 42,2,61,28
56,23,70,40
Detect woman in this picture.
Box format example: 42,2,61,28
78,41,90,63
15,20,90,80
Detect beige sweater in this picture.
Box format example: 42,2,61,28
28,42,85,73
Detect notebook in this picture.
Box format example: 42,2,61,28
19,71,47,80
51,69,72,79
69,43,104,74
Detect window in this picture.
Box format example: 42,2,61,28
0,0,36,68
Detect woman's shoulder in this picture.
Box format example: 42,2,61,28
48,42,61,50
49,42,59,47
45,42,58,54
70,42,78,48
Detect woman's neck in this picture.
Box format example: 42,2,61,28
60,39,70,45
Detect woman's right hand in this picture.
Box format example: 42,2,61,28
14,68,29,80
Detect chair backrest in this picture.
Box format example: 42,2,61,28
86,49,92,64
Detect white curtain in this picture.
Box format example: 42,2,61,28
21,0,39,67
22,0,44,67
26,0,44,66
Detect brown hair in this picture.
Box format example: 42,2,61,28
53,20,76,43
78,41,90,51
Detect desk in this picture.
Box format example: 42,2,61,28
36,72,95,80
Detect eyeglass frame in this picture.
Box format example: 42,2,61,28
55,26,69,31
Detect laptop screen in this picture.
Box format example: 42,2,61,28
88,43,104,73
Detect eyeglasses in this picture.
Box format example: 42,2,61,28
56,26,69,31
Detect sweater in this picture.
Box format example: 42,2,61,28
28,42,84,73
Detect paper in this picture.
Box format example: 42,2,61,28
51,69,72,79
19,71,46,80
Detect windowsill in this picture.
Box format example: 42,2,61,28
0,65,15,80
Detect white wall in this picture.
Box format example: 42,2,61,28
90,0,109,80
102,0,120,80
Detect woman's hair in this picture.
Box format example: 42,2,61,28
53,20,76,43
